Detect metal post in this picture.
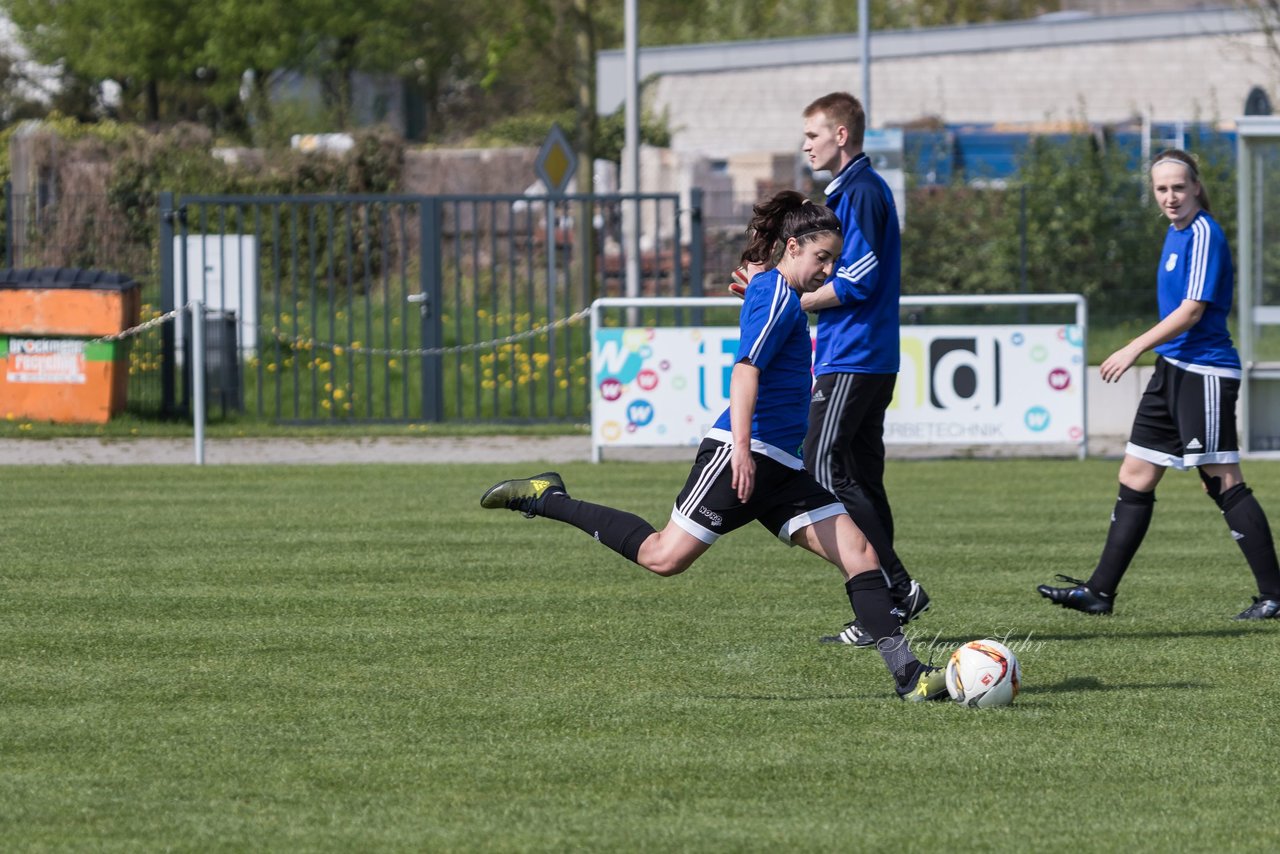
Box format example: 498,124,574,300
1238,131,1254,454
623,0,641,311
4,180,12,267
418,197,445,422
191,300,206,465
159,192,176,416
546,197,558,381
859,0,870,122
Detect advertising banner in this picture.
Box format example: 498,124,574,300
4,338,87,384
591,323,1085,453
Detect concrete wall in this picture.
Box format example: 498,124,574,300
601,9,1275,159
1086,364,1153,440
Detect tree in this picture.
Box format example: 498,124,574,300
2,0,208,122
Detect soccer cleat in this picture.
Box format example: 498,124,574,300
821,581,932,646
1036,574,1114,615
479,472,567,518
897,661,949,702
819,619,875,647
1233,597,1280,620
891,580,931,624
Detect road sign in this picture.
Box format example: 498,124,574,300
535,123,577,195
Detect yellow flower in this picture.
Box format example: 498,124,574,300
333,346,344,356
333,388,345,400
321,399,332,409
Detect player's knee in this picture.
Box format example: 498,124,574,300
644,553,694,577
1217,482,1253,513
1198,469,1248,510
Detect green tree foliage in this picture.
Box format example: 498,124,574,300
0,0,1062,143
902,130,1238,329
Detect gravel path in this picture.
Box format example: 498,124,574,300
0,436,1125,465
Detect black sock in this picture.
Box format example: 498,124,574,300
540,494,656,564
1087,483,1155,597
1218,484,1280,599
840,491,914,592
845,573,918,683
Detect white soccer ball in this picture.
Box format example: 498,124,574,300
945,639,1021,708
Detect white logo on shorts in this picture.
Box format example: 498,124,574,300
1165,253,1178,272
1186,438,1203,450
698,506,723,527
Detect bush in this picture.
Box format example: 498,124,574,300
903,130,1238,330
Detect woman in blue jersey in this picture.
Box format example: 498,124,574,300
482,190,948,700
1038,149,1280,620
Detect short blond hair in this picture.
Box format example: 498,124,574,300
803,92,865,149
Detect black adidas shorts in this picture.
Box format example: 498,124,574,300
1127,356,1240,469
670,438,846,545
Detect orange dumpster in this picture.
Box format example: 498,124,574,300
0,268,141,423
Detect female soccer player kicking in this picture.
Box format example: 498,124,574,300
482,190,948,700
1038,149,1280,620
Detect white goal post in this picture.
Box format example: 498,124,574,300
589,294,1088,462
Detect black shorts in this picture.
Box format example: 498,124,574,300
1127,356,1240,469
671,439,847,545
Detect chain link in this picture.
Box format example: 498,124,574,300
83,303,593,357
89,308,182,343
267,305,593,357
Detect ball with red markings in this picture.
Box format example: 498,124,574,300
945,639,1021,708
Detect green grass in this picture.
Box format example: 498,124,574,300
2,460,1279,851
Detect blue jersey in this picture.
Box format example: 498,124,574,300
1153,211,1240,372
812,153,902,375
708,270,812,466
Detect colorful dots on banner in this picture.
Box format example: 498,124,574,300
1030,345,1048,362
599,378,623,401
1048,368,1071,391
627,399,655,428
1024,406,1051,432
1011,332,1025,346
637,369,659,391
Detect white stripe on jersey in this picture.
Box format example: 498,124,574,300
745,273,789,365
677,442,733,520
1186,217,1210,301
1159,355,1241,379
837,251,877,284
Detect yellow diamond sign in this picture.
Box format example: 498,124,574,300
535,123,578,195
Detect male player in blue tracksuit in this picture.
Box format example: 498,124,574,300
799,92,932,646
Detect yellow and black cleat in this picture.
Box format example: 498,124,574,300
480,472,567,518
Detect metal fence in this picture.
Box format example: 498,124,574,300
151,190,702,424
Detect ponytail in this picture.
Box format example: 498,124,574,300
740,190,842,266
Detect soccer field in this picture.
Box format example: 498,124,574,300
1,459,1277,851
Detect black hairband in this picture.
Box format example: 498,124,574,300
790,225,841,240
